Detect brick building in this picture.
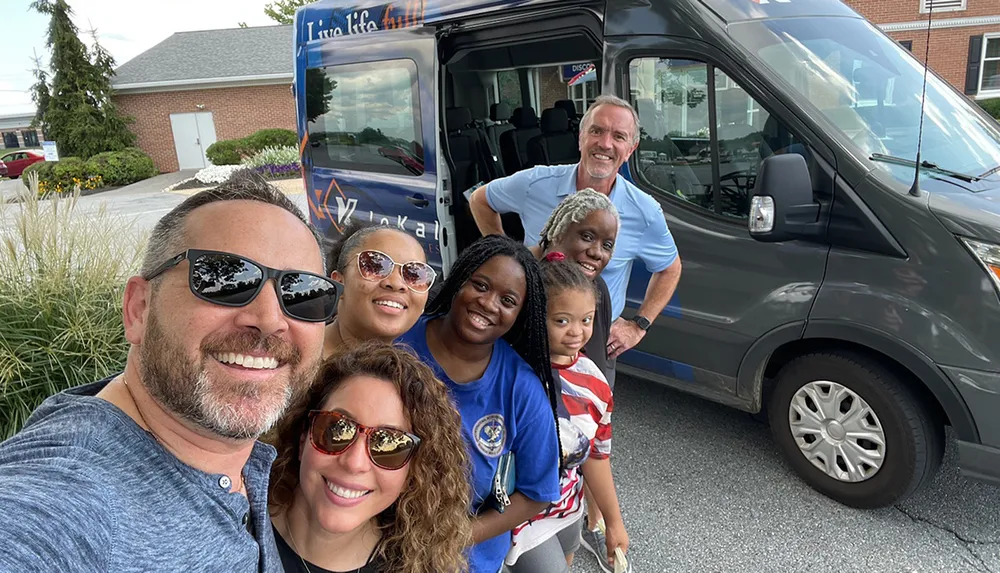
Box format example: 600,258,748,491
843,0,1000,99
112,25,295,173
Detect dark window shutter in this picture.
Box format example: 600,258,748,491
966,34,984,95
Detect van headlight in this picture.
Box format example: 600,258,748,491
962,238,1000,293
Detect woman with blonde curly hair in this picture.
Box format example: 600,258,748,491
267,341,472,573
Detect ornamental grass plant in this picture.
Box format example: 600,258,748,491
0,172,146,439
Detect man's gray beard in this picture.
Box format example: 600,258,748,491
138,310,316,440
583,160,616,180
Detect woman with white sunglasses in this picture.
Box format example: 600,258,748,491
322,221,437,357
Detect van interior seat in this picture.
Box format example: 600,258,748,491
499,107,542,174
448,106,505,184
527,108,581,167
488,103,516,169
446,106,482,191
553,99,581,136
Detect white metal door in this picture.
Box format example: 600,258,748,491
194,112,217,164
169,112,217,170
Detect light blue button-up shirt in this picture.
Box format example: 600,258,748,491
486,163,678,319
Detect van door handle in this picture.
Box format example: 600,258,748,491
407,194,429,208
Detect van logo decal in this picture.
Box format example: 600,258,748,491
336,196,358,225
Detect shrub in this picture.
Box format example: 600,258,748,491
242,128,298,151
979,98,1000,121
22,161,54,184
0,172,146,439
85,147,158,187
205,139,247,166
241,146,301,179
206,129,298,166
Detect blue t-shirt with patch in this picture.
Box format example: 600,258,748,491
397,315,561,573
485,163,679,319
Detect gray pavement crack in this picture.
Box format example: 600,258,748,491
895,506,997,573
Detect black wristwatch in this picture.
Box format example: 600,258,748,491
629,314,652,331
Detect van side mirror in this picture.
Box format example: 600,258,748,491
748,154,820,242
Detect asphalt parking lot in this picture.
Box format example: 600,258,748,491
571,373,1000,573
4,178,999,573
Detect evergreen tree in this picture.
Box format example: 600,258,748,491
264,0,310,25
87,28,134,152
30,0,134,158
29,52,51,138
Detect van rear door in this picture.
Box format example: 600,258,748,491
297,27,452,270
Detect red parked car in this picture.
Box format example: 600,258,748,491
0,150,44,179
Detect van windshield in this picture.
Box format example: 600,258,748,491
729,17,1000,183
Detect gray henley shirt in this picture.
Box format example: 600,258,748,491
0,377,284,572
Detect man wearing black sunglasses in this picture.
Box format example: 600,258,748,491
0,170,337,572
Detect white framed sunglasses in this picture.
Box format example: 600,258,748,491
354,250,437,294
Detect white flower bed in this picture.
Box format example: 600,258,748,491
194,165,243,185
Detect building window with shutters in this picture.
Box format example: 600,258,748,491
981,35,1000,96
920,0,966,13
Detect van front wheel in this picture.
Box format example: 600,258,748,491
768,352,944,509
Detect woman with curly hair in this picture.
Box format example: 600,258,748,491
267,341,471,573
397,234,561,573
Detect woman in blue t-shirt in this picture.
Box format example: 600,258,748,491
397,234,562,573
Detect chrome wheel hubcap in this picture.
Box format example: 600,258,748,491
788,381,886,483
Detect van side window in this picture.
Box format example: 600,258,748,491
629,58,802,221
305,60,424,177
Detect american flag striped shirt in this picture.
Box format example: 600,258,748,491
505,355,614,565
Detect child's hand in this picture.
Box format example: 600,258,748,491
604,520,630,568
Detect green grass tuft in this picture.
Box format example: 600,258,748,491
0,172,147,439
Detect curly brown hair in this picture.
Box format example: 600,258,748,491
266,340,472,573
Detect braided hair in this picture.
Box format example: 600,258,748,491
540,252,600,303
426,234,563,465
537,188,619,253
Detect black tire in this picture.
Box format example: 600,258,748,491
768,351,944,509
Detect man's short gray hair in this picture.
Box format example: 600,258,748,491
580,94,641,144
140,169,324,280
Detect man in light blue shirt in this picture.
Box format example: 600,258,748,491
470,95,682,361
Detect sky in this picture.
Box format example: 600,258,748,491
0,0,278,117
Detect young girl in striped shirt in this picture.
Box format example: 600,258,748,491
504,253,630,573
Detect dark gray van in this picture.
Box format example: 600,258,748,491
293,0,1000,508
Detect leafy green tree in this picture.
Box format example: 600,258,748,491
30,0,135,158
264,0,311,25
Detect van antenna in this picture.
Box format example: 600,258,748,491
909,0,934,198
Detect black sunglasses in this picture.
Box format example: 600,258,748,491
308,410,421,470
143,249,343,323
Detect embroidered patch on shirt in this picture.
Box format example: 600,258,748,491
473,414,506,457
